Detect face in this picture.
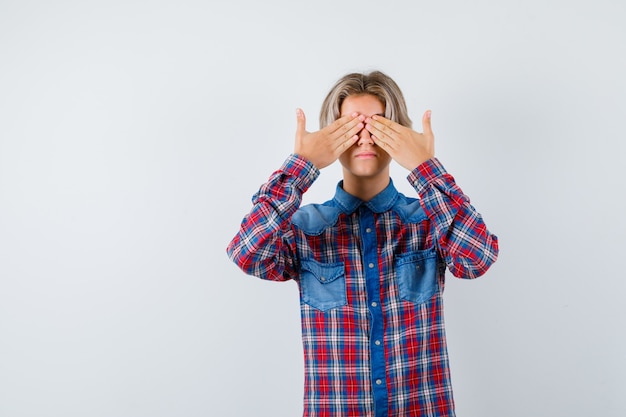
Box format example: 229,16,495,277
338,94,392,182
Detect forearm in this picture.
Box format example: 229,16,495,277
226,154,320,281
408,158,499,278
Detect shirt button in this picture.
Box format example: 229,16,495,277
371,302,378,307
368,263,374,268
366,227,372,233
375,340,381,346
320,276,326,282
376,379,382,385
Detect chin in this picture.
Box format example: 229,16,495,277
351,168,387,179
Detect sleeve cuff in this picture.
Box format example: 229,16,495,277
406,157,448,195
281,154,320,192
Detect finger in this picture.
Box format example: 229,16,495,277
335,135,359,154
328,112,361,135
332,121,363,151
422,110,433,136
370,115,401,135
330,118,364,145
296,108,307,136
365,121,393,144
371,134,393,152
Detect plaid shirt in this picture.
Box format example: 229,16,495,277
227,154,499,416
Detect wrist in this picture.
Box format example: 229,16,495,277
406,157,445,193
285,154,320,190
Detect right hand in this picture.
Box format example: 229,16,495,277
294,108,365,169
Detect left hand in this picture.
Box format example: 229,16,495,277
365,110,435,171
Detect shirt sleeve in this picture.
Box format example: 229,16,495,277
226,154,320,281
407,158,499,279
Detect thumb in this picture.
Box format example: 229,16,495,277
296,108,307,136
422,110,433,136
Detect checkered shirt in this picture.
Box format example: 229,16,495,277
227,154,499,416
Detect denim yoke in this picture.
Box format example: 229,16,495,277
292,193,440,313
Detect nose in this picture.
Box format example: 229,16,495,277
357,125,374,146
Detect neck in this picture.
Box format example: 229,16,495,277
341,172,390,202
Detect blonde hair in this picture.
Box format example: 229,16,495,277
319,71,412,129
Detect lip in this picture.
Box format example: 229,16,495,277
355,152,377,159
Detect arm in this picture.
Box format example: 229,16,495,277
226,155,319,281
409,159,499,278
226,109,364,280
365,111,498,278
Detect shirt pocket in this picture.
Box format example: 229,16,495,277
300,259,347,312
396,248,439,304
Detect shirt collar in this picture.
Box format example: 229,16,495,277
333,179,399,214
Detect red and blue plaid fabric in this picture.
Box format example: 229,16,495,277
227,155,499,416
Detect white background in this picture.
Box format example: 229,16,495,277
1,1,625,416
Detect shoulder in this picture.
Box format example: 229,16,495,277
391,192,428,223
292,200,342,235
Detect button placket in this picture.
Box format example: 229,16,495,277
358,206,388,414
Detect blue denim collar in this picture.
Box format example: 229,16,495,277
334,179,399,214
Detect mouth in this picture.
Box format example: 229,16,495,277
355,152,377,159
